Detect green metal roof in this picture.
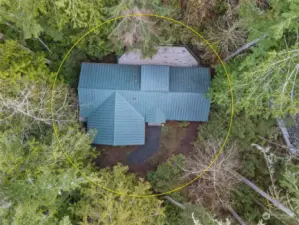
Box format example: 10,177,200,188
80,89,210,121
88,92,145,145
170,67,210,93
141,65,169,91
146,108,166,123
79,63,140,90
78,63,211,145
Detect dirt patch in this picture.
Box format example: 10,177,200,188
95,121,201,176
94,145,139,169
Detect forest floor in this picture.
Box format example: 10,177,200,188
94,121,200,177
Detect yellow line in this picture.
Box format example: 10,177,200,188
51,14,234,198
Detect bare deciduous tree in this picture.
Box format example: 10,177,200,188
0,82,76,126
182,140,241,212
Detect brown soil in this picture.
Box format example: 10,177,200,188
95,121,200,177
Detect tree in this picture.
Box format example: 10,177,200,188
0,125,94,225
183,0,226,28
75,165,165,225
0,125,167,225
0,40,90,224
0,40,54,83
238,0,299,51
211,0,299,118
0,40,74,133
234,144,299,225
0,0,112,39
108,0,174,57
0,39,167,225
0,0,120,60
182,140,241,213
212,44,299,118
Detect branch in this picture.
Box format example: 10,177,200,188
226,205,247,225
0,85,72,126
223,35,266,62
231,171,298,221
276,118,297,154
191,212,200,225
18,44,52,64
36,37,53,54
4,21,52,63
163,196,186,209
254,199,288,225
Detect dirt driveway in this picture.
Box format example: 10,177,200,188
127,126,162,164
94,121,200,176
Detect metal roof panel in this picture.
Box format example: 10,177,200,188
79,63,141,90
141,65,170,91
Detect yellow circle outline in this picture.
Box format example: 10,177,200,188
51,14,234,198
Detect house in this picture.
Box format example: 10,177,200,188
78,47,211,146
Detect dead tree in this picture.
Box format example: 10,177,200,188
0,83,73,126
276,118,297,154
163,196,185,209
231,172,299,222
223,35,266,61
164,196,246,225
226,205,247,225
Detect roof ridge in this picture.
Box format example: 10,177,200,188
112,92,116,145
114,92,144,121
93,91,117,144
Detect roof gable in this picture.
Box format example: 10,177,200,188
87,92,145,145
87,92,116,145
113,93,145,145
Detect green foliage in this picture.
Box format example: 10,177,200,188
108,0,175,57
147,154,230,225
161,124,169,135
208,2,299,221
198,108,278,147
163,203,232,225
180,203,230,225
0,42,166,224
163,203,182,225
0,0,114,39
179,121,190,128
234,183,263,222
75,164,165,225
212,45,299,118
2,0,299,224
0,125,94,225
237,153,299,225
239,0,299,50
197,108,283,223
212,0,299,118
0,40,54,84
0,40,76,136
279,164,299,216
0,0,121,79
147,154,186,225
147,154,185,194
